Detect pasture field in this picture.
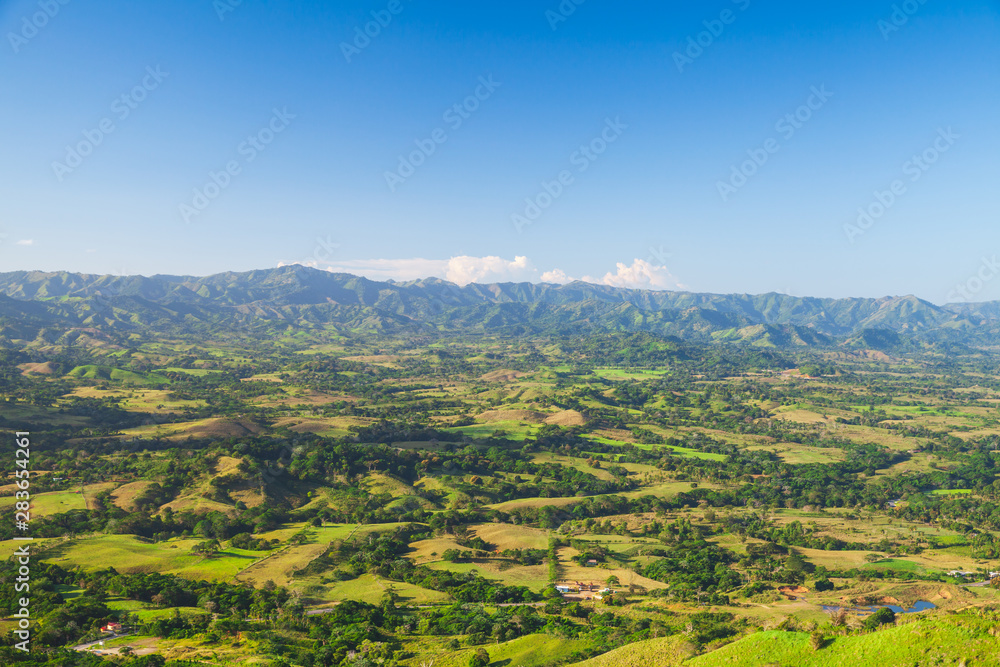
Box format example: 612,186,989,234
406,634,590,667
571,636,694,667
685,616,1000,667
34,534,267,580
321,574,449,606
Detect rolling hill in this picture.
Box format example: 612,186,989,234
1,266,999,347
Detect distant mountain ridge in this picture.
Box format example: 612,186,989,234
1,267,998,348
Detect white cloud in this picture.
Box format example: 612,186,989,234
444,255,536,285
584,259,685,291
279,255,684,291
540,268,574,284
281,256,540,286
16,239,34,246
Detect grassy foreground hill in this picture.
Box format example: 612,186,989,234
571,613,1000,667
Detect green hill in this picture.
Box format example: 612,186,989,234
571,615,1000,667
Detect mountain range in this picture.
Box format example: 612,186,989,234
1,267,998,349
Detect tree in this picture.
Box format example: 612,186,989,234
469,648,490,667
863,607,896,630
814,578,834,592
785,554,808,572
605,575,621,588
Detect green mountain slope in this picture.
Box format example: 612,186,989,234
1,267,998,346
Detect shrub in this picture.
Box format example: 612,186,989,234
863,607,896,630
814,578,834,592
469,648,490,667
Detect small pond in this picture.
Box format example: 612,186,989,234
821,600,937,615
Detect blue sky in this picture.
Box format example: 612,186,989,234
1,0,997,303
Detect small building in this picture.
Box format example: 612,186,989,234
101,623,123,634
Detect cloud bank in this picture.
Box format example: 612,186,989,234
280,256,685,291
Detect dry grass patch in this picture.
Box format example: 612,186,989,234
545,410,586,426
471,524,550,551
111,481,157,511
476,409,547,423
408,537,467,564
480,369,528,382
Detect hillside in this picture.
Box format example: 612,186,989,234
1,267,999,346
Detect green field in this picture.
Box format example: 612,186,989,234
37,535,268,581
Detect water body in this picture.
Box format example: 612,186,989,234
821,600,937,615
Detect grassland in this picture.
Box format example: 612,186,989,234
687,616,1000,667
406,634,589,667
36,534,267,580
